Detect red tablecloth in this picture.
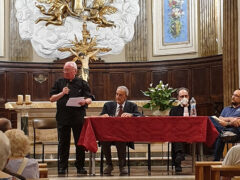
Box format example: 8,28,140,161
78,116,219,153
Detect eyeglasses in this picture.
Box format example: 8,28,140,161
63,69,74,73
179,95,189,98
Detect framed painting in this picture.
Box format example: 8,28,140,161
0,0,4,56
152,0,198,55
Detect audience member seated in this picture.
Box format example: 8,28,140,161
0,131,12,180
223,144,240,166
210,89,240,161
0,118,12,132
220,145,240,180
5,129,39,179
100,86,142,176
169,87,190,172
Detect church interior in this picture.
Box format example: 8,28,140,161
0,0,240,179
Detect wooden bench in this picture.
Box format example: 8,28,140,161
39,163,48,178
211,165,240,180
195,161,222,180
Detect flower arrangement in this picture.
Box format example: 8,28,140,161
141,81,177,111
168,0,185,38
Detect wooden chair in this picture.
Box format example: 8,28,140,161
32,118,58,162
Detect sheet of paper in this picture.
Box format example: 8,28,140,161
66,97,85,107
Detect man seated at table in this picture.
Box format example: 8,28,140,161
100,86,142,175
169,87,191,172
210,89,240,161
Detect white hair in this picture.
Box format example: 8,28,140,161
0,131,11,170
117,86,129,96
64,61,77,70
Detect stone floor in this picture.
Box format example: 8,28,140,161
44,154,216,180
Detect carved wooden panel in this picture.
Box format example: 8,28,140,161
192,67,210,103
130,71,149,99
6,72,28,102
171,69,190,90
152,71,169,86
31,72,51,100
210,65,223,101
108,72,126,100
0,55,223,127
0,72,6,103
89,72,104,101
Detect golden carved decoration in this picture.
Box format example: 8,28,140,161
58,22,111,81
34,74,48,84
35,0,117,28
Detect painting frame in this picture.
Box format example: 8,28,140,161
152,0,198,56
0,0,4,56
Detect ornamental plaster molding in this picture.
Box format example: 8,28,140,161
15,0,139,59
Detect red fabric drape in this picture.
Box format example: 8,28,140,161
78,116,219,153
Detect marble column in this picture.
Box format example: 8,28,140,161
222,0,239,106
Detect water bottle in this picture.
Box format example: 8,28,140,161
190,97,197,116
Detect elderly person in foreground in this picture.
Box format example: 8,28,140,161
5,129,39,179
0,131,12,179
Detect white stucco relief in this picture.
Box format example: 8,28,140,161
15,0,139,59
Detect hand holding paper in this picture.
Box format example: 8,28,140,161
66,97,85,107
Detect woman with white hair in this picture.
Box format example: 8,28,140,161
5,129,39,179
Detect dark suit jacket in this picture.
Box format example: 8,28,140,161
169,105,191,116
100,100,142,149
100,100,142,117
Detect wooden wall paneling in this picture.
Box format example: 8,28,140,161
0,71,6,105
31,72,51,101
6,71,28,102
108,72,127,100
171,69,191,91
101,72,110,100
129,71,149,100
89,72,105,101
152,71,169,86
50,71,63,89
210,65,223,102
191,67,210,104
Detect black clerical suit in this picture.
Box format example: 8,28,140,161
169,105,190,169
50,77,94,170
100,101,141,169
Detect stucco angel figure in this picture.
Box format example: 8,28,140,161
85,0,117,28
35,0,80,26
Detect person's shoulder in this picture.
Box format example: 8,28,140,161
126,101,137,106
171,105,181,110
104,101,115,106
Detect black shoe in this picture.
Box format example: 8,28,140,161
77,167,87,174
58,168,66,175
103,165,114,175
175,165,182,172
119,166,128,176
175,155,182,164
